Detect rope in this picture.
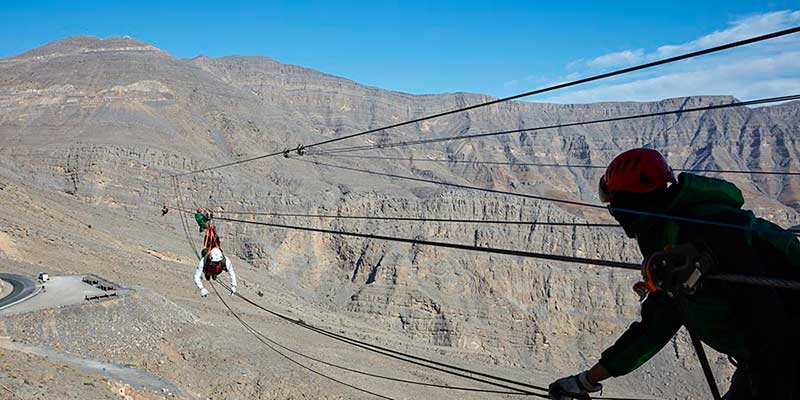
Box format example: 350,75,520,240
307,95,800,156
200,212,800,291
211,283,398,400
299,27,800,152
708,274,800,290
212,214,640,270
313,154,800,177
170,206,620,228
168,26,800,178
214,282,547,396
213,282,532,396
217,280,650,400
298,158,800,238
172,177,200,259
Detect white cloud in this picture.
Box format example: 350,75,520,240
531,10,800,104
544,51,800,103
587,49,644,69
655,10,800,58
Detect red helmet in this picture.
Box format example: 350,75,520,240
599,148,676,203
197,208,203,213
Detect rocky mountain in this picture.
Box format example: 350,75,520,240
0,36,798,399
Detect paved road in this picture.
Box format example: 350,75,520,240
0,273,39,310
1,276,112,316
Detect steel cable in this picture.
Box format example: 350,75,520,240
166,205,620,228
203,212,800,291
297,158,800,238
212,281,534,396
217,280,653,400
169,27,800,178
312,154,800,177
307,95,800,156
211,283,398,400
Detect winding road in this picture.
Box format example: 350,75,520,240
0,273,39,310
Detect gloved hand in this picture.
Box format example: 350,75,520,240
229,285,236,296
548,371,602,400
200,288,209,297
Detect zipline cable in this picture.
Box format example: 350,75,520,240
298,27,800,152
306,95,800,156
167,204,620,228
211,283,399,400
297,158,800,238
216,279,653,400
211,282,535,397
199,212,800,291
212,214,639,270
172,177,200,258
312,154,800,177
169,27,800,178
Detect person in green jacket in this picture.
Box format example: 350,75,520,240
548,148,799,400
195,208,208,232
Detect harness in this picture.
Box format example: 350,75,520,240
633,242,715,300
203,223,220,252
201,223,224,280
633,242,722,400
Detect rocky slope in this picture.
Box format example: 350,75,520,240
0,35,798,399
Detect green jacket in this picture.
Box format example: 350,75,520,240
599,173,800,376
195,212,207,229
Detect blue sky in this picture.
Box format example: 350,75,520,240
2,1,799,103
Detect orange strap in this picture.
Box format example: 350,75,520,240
204,224,220,252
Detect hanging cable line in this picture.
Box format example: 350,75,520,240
166,204,620,228
211,282,534,397
312,154,800,177
297,27,800,152
306,95,800,156
296,158,800,238
169,27,800,178
206,213,640,269
210,284,400,400
215,279,652,400
194,211,800,291
172,177,200,258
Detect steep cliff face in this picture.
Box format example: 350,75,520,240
1,36,798,398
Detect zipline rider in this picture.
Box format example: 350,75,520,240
549,149,800,400
194,247,237,298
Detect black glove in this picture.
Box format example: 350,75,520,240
548,371,602,400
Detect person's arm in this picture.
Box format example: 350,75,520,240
597,291,682,377
549,292,681,399
226,257,236,288
194,259,205,290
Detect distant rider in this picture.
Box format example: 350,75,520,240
194,247,236,297
548,148,799,400
195,208,209,232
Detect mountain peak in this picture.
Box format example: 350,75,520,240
9,35,168,60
